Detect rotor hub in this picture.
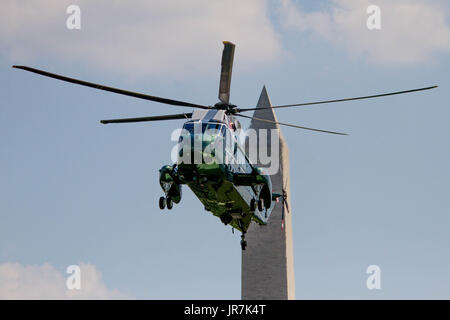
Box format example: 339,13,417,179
214,102,238,114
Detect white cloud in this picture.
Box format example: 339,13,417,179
0,262,127,299
279,0,450,65
0,0,282,78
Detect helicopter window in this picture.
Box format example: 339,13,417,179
204,124,223,142
205,123,221,133
182,122,205,134
182,122,224,135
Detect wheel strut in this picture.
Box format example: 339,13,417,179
240,232,247,250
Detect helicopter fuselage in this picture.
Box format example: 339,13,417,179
158,110,274,234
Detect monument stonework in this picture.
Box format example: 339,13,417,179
241,87,295,300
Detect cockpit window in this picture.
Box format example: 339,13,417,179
182,122,224,136
182,122,203,134
204,123,222,137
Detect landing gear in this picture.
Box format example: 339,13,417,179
250,198,256,212
236,219,248,250
159,196,173,210
240,233,247,251
257,198,264,212
251,198,265,212
159,196,166,210
166,196,173,210
220,213,233,225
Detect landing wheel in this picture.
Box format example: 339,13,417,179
250,198,256,212
257,198,264,212
166,196,173,210
159,196,166,210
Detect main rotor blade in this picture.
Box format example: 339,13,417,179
12,65,211,110
235,114,347,135
100,112,192,124
218,41,235,104
238,86,438,112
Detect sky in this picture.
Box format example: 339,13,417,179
1,0,450,299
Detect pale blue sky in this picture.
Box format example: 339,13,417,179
1,0,449,299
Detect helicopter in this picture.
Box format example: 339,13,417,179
13,41,437,250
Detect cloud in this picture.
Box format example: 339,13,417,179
0,262,127,299
278,0,450,65
0,0,282,78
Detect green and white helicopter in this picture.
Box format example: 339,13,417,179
13,41,437,250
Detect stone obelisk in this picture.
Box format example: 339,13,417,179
241,86,295,300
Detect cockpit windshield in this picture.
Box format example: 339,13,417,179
182,122,225,138
204,123,223,139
